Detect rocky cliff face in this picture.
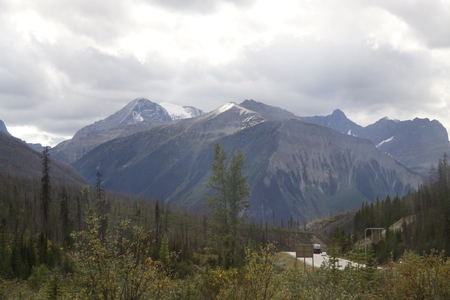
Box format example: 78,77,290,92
74,98,172,137
365,117,450,173
303,110,450,173
302,109,364,137
240,99,299,121
49,98,170,163
73,101,423,223
0,120,10,136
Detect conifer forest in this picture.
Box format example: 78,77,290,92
2,146,450,299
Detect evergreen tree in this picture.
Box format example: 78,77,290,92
40,146,51,235
43,274,62,300
155,200,161,245
159,233,170,267
205,142,250,268
95,171,108,243
59,186,70,247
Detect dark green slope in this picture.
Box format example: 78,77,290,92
74,103,423,223
0,132,87,185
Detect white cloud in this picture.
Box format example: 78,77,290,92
371,0,450,48
2,0,450,145
8,125,69,147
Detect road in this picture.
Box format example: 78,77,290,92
285,252,366,270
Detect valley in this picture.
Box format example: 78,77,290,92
47,98,429,224
1,98,450,298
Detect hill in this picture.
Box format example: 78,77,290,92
0,132,87,185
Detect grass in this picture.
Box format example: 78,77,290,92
274,252,315,272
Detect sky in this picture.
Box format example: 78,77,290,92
2,0,450,146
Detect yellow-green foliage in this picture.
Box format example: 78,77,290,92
230,244,286,299
0,280,34,299
196,244,286,300
69,214,172,299
198,268,240,299
4,229,450,299
382,250,450,300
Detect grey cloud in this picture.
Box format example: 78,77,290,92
373,1,450,48
234,36,437,118
0,42,51,108
41,44,176,92
29,0,133,44
135,34,441,123
2,0,450,144
141,0,254,14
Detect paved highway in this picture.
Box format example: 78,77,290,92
285,252,366,270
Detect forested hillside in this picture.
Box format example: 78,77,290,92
0,146,328,298
346,153,450,264
2,148,450,299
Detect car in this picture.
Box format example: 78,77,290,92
321,252,327,256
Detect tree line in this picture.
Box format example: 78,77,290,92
0,142,322,298
4,144,450,298
349,153,450,264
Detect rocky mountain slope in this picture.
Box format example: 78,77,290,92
50,98,204,164
303,110,450,173
73,101,422,223
76,98,172,136
302,109,364,137
0,132,87,185
0,120,11,136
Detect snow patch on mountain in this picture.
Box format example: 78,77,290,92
377,136,394,147
382,117,400,123
160,102,189,120
215,102,237,114
132,111,144,122
159,102,204,120
347,129,357,137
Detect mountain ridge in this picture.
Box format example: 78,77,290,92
74,98,172,137
73,101,423,223
302,110,450,173
49,98,204,163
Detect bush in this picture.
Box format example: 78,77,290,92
68,214,172,299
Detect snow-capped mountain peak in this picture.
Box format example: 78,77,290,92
74,98,172,137
159,102,204,120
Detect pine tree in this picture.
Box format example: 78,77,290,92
60,187,72,247
95,171,108,243
43,274,62,300
159,233,170,267
40,146,51,235
205,142,250,268
155,200,161,245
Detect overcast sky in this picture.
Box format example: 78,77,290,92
2,0,450,146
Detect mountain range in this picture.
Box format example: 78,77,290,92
3,98,448,223
302,109,450,173
71,100,424,223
